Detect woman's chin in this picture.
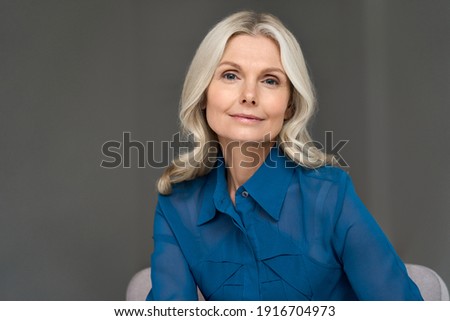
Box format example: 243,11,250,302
217,134,278,147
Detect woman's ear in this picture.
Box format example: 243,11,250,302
200,94,207,110
284,104,294,120
284,89,295,120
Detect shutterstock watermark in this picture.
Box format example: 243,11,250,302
100,131,349,169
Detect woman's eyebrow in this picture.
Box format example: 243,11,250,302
262,67,287,77
217,61,287,76
217,61,241,70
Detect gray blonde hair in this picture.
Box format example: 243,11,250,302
157,11,331,194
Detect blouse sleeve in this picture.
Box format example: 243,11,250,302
333,173,423,300
146,202,198,300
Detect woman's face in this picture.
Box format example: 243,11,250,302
206,34,291,147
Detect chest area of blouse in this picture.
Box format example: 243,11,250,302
164,173,346,300
186,199,343,300
189,211,345,300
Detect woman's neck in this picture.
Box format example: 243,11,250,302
220,140,273,204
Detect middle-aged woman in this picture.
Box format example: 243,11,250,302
147,11,423,301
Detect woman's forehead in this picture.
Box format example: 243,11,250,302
220,34,284,71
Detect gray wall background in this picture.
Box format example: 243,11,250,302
1,0,449,300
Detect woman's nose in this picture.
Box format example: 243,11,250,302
241,96,256,105
240,84,257,106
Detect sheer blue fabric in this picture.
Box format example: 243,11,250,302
147,147,423,300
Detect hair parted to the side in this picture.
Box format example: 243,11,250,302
157,11,332,195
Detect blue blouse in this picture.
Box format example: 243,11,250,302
147,147,423,300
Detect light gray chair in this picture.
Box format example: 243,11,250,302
126,267,205,301
126,268,151,301
405,264,449,300
126,264,449,301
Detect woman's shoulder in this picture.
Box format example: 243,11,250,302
158,169,215,202
155,169,217,224
298,165,350,185
295,165,352,213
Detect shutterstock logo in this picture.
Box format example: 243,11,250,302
100,131,349,169
100,132,193,169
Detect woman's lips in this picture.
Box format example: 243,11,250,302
230,113,263,123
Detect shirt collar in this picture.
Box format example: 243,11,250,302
197,147,296,225
197,157,226,226
242,146,296,221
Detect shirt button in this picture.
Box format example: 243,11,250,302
241,191,249,198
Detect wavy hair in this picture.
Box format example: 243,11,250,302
157,11,331,194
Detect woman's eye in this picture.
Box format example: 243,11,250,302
263,78,279,86
223,73,237,80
